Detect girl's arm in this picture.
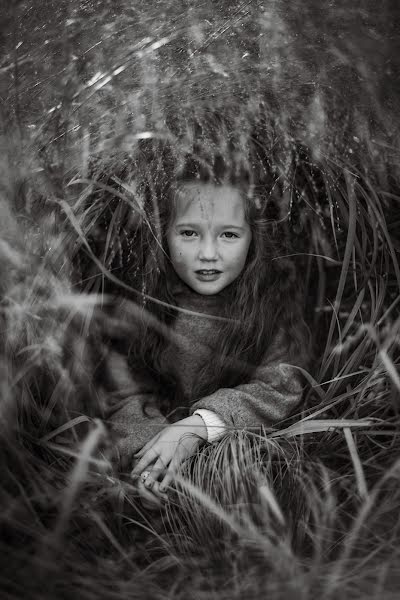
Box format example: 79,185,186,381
103,350,168,467
127,331,305,504
107,392,168,468
189,331,306,434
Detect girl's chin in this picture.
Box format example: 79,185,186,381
191,280,228,295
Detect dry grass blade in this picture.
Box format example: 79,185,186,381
320,172,357,373
52,419,107,541
343,427,368,499
40,415,92,442
269,418,377,439
171,475,249,539
322,457,400,600
258,483,286,526
41,441,110,470
88,509,136,567
378,349,400,392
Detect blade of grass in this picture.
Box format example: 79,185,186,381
320,171,357,374
270,418,377,439
53,419,106,540
343,427,368,499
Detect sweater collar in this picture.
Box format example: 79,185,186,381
170,277,229,315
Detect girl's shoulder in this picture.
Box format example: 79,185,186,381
261,322,311,371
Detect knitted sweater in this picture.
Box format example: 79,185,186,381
107,284,305,458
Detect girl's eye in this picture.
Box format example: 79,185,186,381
180,230,197,237
222,232,239,239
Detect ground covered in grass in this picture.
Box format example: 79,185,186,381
1,1,400,598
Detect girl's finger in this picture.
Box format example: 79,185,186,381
134,433,160,458
131,446,159,478
142,456,169,494
159,455,181,493
136,479,163,509
151,480,169,502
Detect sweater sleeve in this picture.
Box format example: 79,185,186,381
104,351,168,464
107,392,168,464
189,331,305,432
193,408,228,442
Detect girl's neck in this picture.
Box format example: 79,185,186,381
170,276,229,314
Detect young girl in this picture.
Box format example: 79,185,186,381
107,147,310,509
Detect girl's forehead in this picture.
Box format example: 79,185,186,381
173,182,246,222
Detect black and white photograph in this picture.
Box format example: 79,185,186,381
1,1,400,598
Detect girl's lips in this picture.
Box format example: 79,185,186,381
195,269,222,281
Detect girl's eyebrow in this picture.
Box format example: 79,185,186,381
175,222,246,231
218,225,246,232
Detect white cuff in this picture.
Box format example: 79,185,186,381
193,409,227,443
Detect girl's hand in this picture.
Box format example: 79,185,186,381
131,415,207,500
130,455,168,510
134,477,166,510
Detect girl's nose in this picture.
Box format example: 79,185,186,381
198,235,218,260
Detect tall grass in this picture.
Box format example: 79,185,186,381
1,1,400,598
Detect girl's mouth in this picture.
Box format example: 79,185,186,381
195,269,222,281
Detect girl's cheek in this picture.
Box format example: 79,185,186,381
171,241,186,264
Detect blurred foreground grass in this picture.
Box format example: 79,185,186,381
1,1,400,598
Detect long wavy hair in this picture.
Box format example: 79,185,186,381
119,136,311,416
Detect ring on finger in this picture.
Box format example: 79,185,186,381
140,470,151,483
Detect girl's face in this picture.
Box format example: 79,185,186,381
167,182,252,295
